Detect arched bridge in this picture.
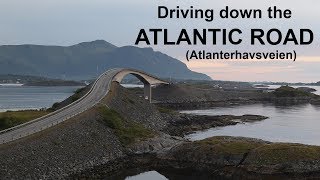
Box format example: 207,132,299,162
113,68,169,102
0,68,169,144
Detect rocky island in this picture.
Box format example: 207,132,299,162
0,82,320,179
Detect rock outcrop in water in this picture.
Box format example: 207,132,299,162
164,114,268,136
1,82,320,179
0,82,269,178
151,84,320,109
156,136,320,179
0,83,173,179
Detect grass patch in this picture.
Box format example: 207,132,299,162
197,137,265,155
70,87,86,102
49,86,88,111
98,106,154,146
50,102,60,110
0,110,49,130
71,94,81,102
157,106,175,114
248,143,320,165
198,137,320,165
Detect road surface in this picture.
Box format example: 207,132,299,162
0,68,167,145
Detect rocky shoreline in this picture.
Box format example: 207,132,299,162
69,84,320,179
151,84,320,110
1,83,320,179
70,135,320,179
164,114,268,137
157,136,320,179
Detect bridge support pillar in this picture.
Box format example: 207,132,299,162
144,83,152,103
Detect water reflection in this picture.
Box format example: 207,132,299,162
183,103,320,145
116,169,222,180
0,86,82,111
126,171,167,180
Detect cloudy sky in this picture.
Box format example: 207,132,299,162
0,0,319,82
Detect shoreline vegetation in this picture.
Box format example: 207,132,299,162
1,73,320,87
1,82,320,179
69,83,320,179
0,110,49,131
1,83,319,138
0,86,89,131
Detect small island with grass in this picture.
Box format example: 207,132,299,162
1,83,320,179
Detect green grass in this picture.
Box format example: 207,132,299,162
0,110,49,130
248,143,320,165
70,87,86,102
71,93,81,102
196,137,320,166
0,87,87,131
49,87,88,111
197,137,264,155
157,106,175,114
99,106,154,146
50,102,60,110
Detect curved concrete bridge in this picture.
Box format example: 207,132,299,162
0,68,169,144
113,68,168,102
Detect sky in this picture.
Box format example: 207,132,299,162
0,0,319,83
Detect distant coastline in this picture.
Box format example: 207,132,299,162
0,83,23,87
258,81,320,87
0,74,86,87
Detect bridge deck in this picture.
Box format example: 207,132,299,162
0,68,168,144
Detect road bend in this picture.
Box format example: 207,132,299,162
0,68,121,144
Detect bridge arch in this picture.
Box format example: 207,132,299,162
112,69,169,102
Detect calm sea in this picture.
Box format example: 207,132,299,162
0,86,82,112
184,103,320,146
1,84,319,179
182,85,320,145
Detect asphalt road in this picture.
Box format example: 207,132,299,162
0,68,121,144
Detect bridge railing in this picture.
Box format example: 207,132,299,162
0,69,115,136
0,68,167,144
